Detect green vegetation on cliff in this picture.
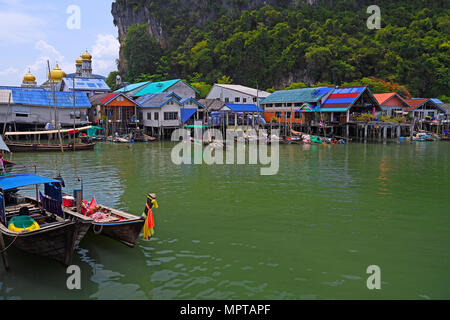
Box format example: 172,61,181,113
116,0,449,99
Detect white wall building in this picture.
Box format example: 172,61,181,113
206,84,270,104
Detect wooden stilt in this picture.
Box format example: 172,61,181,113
0,233,10,271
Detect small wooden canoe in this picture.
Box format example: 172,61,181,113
5,142,96,153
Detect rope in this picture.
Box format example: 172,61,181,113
92,223,104,235
0,234,19,253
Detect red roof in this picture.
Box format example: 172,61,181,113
403,98,429,111
100,93,119,105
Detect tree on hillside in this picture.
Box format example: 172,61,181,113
123,24,163,82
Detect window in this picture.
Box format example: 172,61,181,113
235,97,240,103
154,112,159,120
275,103,282,107
253,98,257,102
295,112,302,119
225,97,229,103
286,112,291,119
275,112,282,118
287,103,292,107
15,113,28,118
147,112,152,120
164,112,178,120
243,98,247,103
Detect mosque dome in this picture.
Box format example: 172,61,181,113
50,64,66,82
81,50,92,61
23,70,36,83
76,57,83,64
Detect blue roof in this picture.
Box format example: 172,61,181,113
63,78,110,91
430,98,444,105
224,104,263,112
0,174,59,191
136,92,181,109
1,87,91,108
262,87,333,104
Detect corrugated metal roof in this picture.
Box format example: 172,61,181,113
133,79,199,97
320,87,366,111
114,81,152,93
404,98,447,113
261,87,332,104
63,77,110,91
374,93,397,105
212,84,270,98
0,87,90,108
430,98,444,105
136,92,178,109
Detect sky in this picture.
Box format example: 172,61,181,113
0,0,119,86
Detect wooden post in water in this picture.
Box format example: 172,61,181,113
0,232,10,271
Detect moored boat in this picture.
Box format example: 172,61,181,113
5,141,96,153
0,174,89,265
61,193,155,248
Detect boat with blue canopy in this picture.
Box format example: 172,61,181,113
0,174,90,266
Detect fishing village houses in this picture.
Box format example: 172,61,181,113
0,48,448,142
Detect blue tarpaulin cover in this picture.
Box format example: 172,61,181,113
0,174,59,191
181,108,197,123
224,104,263,112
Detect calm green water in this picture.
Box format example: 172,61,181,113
0,141,449,300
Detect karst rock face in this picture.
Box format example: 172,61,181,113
112,0,375,74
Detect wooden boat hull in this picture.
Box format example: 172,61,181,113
91,218,145,247
1,221,80,266
5,142,96,153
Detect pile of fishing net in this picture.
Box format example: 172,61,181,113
81,197,109,222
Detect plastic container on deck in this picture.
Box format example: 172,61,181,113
62,195,75,207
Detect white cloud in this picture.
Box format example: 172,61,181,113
20,40,75,84
91,34,120,76
0,11,46,46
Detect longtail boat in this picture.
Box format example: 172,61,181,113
0,174,90,266
5,141,95,153
61,192,158,247
4,126,96,153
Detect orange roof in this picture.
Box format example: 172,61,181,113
374,93,396,105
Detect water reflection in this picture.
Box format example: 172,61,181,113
0,142,449,300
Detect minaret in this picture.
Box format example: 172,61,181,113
21,69,37,87
75,56,83,77
81,49,92,78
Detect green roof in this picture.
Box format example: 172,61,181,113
261,87,333,104
132,79,199,97
114,81,152,93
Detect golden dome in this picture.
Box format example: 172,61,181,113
81,50,92,61
50,64,66,82
76,56,83,64
23,70,36,83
